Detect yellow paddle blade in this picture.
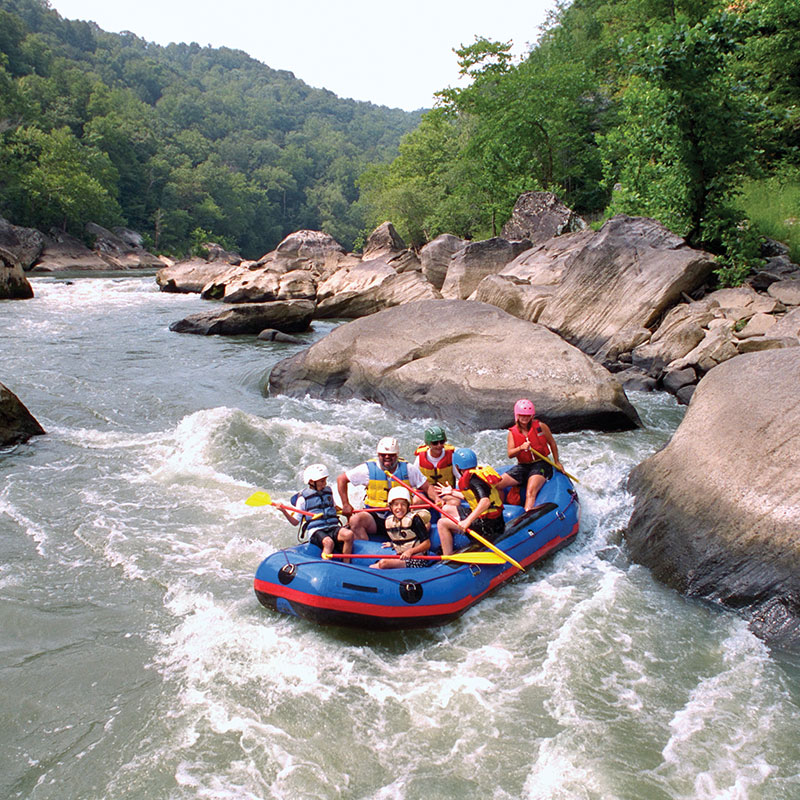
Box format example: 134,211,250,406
443,552,507,564
245,490,273,507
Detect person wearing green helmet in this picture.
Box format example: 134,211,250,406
413,425,459,490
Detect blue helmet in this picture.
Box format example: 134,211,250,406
452,447,477,471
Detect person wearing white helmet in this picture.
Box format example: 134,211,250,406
281,463,354,561
369,487,433,570
336,436,435,541
495,398,562,511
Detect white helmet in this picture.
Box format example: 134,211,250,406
387,487,411,505
376,436,399,455
303,463,329,483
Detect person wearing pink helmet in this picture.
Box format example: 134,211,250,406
495,398,562,511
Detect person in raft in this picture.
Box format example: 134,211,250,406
281,463,354,561
436,448,505,555
336,437,436,541
495,398,562,511
413,425,460,491
370,487,432,569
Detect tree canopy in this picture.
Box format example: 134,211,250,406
360,0,798,283
0,0,421,256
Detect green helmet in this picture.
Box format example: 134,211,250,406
424,425,447,445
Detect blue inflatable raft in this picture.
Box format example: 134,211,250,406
253,470,579,630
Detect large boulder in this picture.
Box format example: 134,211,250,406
156,258,238,293
268,299,641,432
31,230,108,271
441,238,531,300
420,234,467,290
0,216,44,270
169,300,314,335
314,264,440,318
260,230,352,277
85,223,165,269
625,348,800,650
501,191,587,244
0,383,45,446
536,216,716,355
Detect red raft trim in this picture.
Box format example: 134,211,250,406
253,521,579,621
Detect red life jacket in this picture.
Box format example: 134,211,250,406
510,421,550,463
457,467,503,519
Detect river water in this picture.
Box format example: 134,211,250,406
1,274,799,800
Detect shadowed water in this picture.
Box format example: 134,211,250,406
2,275,799,799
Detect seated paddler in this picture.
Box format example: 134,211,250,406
436,448,505,556
336,436,436,541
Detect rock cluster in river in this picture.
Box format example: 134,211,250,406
625,348,800,651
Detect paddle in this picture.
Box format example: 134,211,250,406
528,447,580,484
321,552,506,564
387,471,525,572
245,490,322,518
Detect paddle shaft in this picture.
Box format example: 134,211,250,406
387,471,524,572
322,552,505,564
527,447,580,484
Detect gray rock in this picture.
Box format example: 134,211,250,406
472,275,552,323
420,234,467,290
263,230,350,276
31,230,109,271
157,259,237,294
537,216,716,355
631,303,715,376
169,300,314,336
0,216,44,271
661,366,697,394
625,348,800,650
614,368,658,392
675,384,696,405
257,328,305,343
0,383,45,446
441,238,531,300
315,265,440,319
768,279,800,306
736,312,776,339
268,299,641,432
501,191,587,243
0,249,34,299
85,222,164,269
362,222,407,260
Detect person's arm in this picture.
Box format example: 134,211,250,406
279,507,300,526
336,473,354,517
461,496,491,531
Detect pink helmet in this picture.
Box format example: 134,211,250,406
514,398,535,418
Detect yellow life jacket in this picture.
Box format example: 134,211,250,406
364,459,411,508
458,466,504,519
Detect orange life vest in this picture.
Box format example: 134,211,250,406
509,421,550,464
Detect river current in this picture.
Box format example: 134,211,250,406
2,275,799,800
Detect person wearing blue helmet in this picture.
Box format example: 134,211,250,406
436,448,505,555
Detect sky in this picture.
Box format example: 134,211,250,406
47,0,558,111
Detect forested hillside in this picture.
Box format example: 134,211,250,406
0,0,421,256
361,0,799,283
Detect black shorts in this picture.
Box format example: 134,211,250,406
310,526,344,551
470,514,505,542
506,461,553,484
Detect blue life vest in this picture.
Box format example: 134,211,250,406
299,486,340,534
